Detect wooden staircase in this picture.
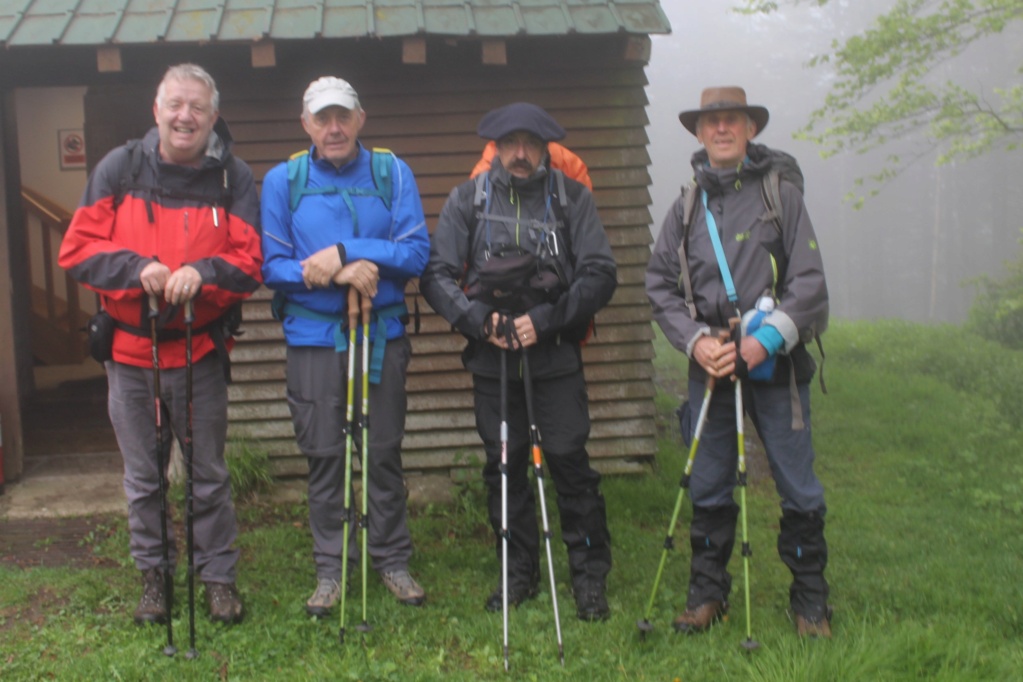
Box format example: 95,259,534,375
22,187,91,366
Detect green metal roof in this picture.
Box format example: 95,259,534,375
0,0,670,47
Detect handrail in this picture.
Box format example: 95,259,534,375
22,186,73,228
21,186,85,363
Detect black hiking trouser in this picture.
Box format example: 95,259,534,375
686,503,739,608
474,370,612,590
778,508,830,619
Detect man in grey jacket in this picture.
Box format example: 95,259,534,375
421,102,617,621
645,87,832,638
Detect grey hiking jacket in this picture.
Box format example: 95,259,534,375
421,158,617,380
646,143,828,383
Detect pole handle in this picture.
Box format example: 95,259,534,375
347,287,360,330
360,288,372,325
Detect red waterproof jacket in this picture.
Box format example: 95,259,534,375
58,121,262,369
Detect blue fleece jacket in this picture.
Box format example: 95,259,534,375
261,143,429,347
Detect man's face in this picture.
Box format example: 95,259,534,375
302,105,366,168
153,77,218,167
495,131,545,179
696,110,756,169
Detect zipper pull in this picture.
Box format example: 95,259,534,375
212,205,220,228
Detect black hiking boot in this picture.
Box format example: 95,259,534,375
484,571,540,612
573,577,610,622
133,568,171,625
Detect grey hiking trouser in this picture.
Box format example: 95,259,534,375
685,379,826,513
286,339,414,580
107,355,239,583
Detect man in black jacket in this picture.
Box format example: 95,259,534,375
421,102,617,621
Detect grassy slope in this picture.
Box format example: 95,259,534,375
2,320,1021,681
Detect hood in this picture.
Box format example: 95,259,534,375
141,116,235,169
691,141,773,196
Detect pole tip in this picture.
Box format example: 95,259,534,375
637,619,654,634
741,638,760,652
162,645,177,657
185,649,198,660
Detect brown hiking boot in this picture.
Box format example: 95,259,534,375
205,582,244,625
796,610,832,639
381,569,426,607
672,601,727,634
134,568,171,625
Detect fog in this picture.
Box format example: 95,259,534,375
645,1,1023,324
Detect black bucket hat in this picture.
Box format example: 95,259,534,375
477,102,566,142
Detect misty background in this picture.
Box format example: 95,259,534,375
643,1,1023,324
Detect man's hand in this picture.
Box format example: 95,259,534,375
739,335,768,372
164,265,202,305
484,312,537,349
332,259,379,299
301,245,344,289
694,335,737,379
511,314,537,349
140,261,172,298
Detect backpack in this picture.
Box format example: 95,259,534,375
466,168,595,344
117,138,234,224
286,148,394,235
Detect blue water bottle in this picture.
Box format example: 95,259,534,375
741,295,776,381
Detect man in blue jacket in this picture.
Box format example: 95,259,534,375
261,76,430,614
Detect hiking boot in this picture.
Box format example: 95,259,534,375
305,578,341,618
796,607,833,639
380,569,426,607
484,573,540,613
672,601,727,634
134,568,171,625
205,582,244,624
573,579,610,622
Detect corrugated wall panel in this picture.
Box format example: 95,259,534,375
213,37,656,481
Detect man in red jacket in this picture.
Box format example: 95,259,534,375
59,64,262,626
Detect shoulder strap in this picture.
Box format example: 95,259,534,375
675,181,699,319
760,169,784,235
287,150,312,212
370,147,394,212
287,148,394,215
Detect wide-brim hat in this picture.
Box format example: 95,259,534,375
477,102,566,143
678,86,769,137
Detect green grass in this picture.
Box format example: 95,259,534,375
3,319,1022,680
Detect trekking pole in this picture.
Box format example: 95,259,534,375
735,376,759,651
183,299,198,660
355,292,373,636
149,294,177,657
519,342,564,666
499,317,511,672
338,288,360,646
637,376,717,636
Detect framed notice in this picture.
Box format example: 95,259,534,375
58,129,86,170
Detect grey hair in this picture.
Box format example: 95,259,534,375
156,63,220,112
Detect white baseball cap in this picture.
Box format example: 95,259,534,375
303,77,360,115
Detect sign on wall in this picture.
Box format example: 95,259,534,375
58,129,86,170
